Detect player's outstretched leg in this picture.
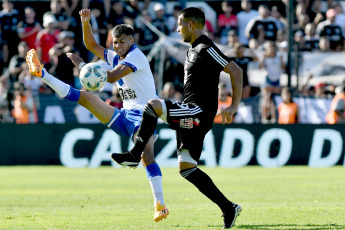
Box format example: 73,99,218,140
26,49,80,102
112,103,158,167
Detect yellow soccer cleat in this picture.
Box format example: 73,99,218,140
153,201,169,222
26,49,43,77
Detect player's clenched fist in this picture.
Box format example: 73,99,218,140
79,9,91,23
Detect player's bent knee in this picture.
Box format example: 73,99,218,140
179,167,198,178
146,99,163,117
148,99,160,106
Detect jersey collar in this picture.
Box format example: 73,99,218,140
128,44,138,53
192,35,207,48
118,44,138,60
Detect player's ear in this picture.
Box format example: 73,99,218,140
188,21,193,30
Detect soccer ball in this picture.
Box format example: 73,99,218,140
79,63,108,91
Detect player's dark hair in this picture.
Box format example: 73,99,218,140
178,7,205,27
112,24,134,37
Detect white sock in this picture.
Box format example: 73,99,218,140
149,176,165,206
41,68,70,98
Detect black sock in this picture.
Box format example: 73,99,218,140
131,103,158,157
180,167,232,213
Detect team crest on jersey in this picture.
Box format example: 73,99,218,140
172,100,189,109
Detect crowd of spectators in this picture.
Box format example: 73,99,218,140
0,0,344,124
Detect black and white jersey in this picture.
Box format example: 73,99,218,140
183,35,231,120
245,16,282,41
316,20,344,50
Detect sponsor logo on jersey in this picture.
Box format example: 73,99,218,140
172,118,200,129
118,88,137,100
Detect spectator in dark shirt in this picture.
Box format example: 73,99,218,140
0,27,9,75
44,0,71,31
8,41,29,83
82,0,111,19
49,31,80,87
307,0,325,26
0,0,21,61
134,10,159,54
294,13,310,38
151,3,170,35
228,42,258,99
61,0,79,18
303,22,319,51
271,6,287,34
245,4,282,46
316,9,344,51
107,0,134,30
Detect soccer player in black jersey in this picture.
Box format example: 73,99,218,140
112,7,243,229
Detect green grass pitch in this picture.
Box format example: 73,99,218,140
0,166,344,229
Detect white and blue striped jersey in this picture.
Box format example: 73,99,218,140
103,44,158,110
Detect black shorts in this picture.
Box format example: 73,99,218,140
165,100,213,162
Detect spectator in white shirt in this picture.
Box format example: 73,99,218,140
236,0,258,46
335,3,345,35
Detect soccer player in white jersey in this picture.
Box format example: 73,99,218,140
25,9,168,223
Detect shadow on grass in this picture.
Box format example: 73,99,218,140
237,224,345,229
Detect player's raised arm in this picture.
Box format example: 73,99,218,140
79,9,105,61
222,61,243,124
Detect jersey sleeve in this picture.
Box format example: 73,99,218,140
205,45,231,72
120,50,143,72
104,49,119,68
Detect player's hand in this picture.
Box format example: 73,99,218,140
79,9,91,23
222,104,238,124
66,52,84,68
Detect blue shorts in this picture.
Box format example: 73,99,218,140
263,77,280,87
104,108,157,142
